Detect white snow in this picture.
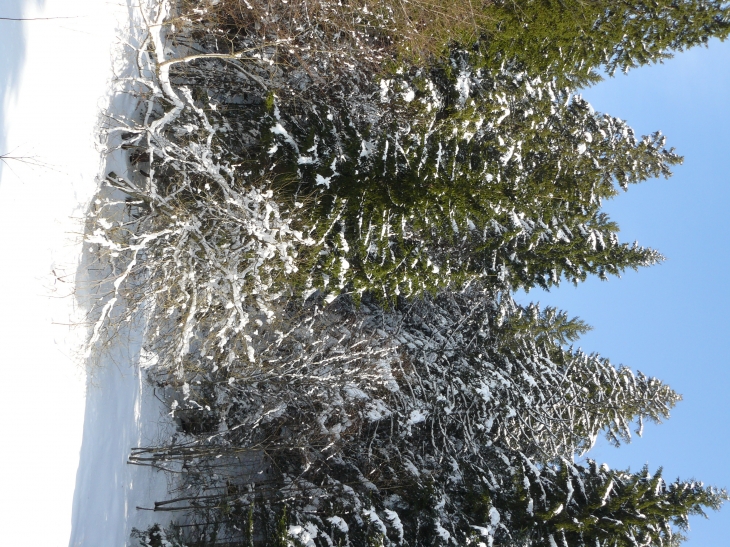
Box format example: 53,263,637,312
456,70,471,106
316,173,332,188
289,523,319,547
271,122,300,154
407,409,427,425
327,516,349,533
363,508,387,535
0,1,173,545
435,521,452,542
69,319,174,547
384,509,404,541
489,506,501,526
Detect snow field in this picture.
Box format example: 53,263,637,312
0,1,172,545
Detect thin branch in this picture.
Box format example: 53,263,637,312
0,16,80,21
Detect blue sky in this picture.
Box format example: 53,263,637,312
518,39,730,543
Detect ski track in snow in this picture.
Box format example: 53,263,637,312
0,1,173,546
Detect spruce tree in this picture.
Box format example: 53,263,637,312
140,2,697,302
478,0,730,85
374,288,680,462
504,459,728,547
264,50,679,299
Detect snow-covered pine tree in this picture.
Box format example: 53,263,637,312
501,459,728,547
135,287,682,546
263,48,679,300
478,0,730,86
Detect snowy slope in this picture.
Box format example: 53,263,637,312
69,3,176,540
0,1,172,546
68,319,173,547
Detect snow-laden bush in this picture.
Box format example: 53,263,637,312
85,0,349,375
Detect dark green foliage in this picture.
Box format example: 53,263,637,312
505,460,729,547
264,49,679,300
246,504,255,547
502,303,592,346
271,506,288,547
480,0,730,85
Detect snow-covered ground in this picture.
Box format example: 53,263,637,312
0,1,171,545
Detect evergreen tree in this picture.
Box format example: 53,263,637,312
478,0,730,85
360,287,680,464
139,2,695,302
504,459,728,547
263,50,679,299
145,287,682,545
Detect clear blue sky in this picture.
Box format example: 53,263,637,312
518,39,730,544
